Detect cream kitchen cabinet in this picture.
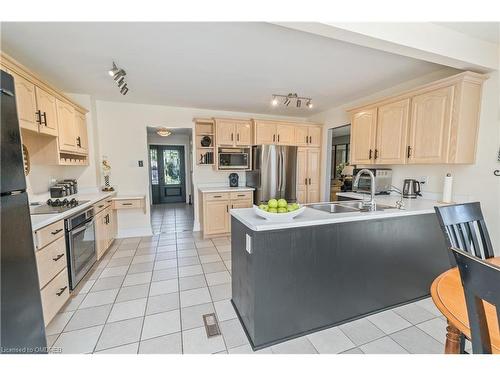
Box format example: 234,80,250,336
295,125,322,147
75,111,89,154
199,189,253,238
348,71,486,165
56,99,78,153
375,99,410,164
35,86,58,136
350,108,377,164
296,147,321,204
253,120,295,145
215,118,252,146
12,72,39,132
94,201,117,260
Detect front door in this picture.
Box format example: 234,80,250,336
150,145,186,204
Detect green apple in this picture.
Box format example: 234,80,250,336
292,203,300,210
268,207,278,213
287,204,295,212
258,204,268,211
277,199,288,208
277,207,287,213
268,199,278,208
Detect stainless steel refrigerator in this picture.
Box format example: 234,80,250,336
246,145,298,204
1,70,47,353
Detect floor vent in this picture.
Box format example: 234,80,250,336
203,313,221,338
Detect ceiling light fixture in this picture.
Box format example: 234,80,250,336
156,127,172,137
271,93,313,109
108,61,130,95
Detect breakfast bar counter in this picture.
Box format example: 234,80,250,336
230,198,453,349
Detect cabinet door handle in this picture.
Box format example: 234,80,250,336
98,204,104,208
407,146,412,158
213,195,222,198
76,136,81,147
36,110,41,124
273,134,276,142
237,133,239,142
237,194,245,197
226,205,229,213
306,135,308,144
42,112,47,126
369,149,373,160
52,253,65,262
277,134,280,142
309,178,311,185
305,178,308,185
231,133,234,141
51,229,63,235
374,149,379,159
56,286,68,296
309,136,312,144
121,203,133,206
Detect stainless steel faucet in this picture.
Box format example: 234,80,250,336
353,168,376,210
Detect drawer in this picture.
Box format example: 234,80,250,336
204,192,230,201
36,236,67,288
230,191,253,200
94,199,110,214
113,199,142,209
35,220,65,250
40,268,70,326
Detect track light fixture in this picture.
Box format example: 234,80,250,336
271,93,313,109
108,61,130,95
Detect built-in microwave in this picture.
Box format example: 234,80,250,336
218,148,250,170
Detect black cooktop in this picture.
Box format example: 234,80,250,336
30,199,90,215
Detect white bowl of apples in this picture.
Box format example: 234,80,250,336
253,198,306,221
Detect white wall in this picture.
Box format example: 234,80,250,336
309,68,500,253
95,100,306,235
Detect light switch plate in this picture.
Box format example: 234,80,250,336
245,234,252,254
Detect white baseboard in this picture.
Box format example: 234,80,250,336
192,220,201,232
117,226,153,239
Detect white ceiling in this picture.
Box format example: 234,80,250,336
1,22,445,116
433,22,499,44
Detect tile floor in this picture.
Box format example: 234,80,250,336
46,203,457,354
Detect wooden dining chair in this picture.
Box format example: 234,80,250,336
435,202,495,260
434,202,495,353
451,247,500,354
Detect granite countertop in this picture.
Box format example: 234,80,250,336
230,194,455,232
30,191,117,231
198,186,255,193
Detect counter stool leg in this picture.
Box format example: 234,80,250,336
445,320,462,354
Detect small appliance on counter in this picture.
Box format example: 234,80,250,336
402,179,422,199
50,179,78,198
229,173,239,187
352,168,392,195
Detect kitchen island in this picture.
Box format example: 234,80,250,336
230,196,453,349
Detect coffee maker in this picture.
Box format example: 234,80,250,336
229,173,239,188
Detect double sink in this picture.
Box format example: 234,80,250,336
309,200,398,214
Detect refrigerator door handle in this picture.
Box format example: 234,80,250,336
0,88,14,96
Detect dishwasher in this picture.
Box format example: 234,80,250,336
65,207,96,290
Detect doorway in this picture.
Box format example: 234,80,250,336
150,145,186,204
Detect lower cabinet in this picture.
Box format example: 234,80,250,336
95,204,117,260
200,190,253,238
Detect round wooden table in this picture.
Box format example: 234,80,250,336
430,257,500,354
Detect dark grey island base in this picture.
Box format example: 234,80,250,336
230,214,452,350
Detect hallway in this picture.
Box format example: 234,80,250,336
151,203,194,235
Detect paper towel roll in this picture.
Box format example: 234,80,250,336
442,173,453,203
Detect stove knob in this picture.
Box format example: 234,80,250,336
61,199,69,206
69,198,78,206
46,199,53,206
53,199,61,206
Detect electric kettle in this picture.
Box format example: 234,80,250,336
402,179,421,199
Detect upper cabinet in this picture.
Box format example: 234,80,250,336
35,87,58,136
12,72,38,132
2,52,89,165
350,109,377,164
215,119,252,147
348,71,486,165
253,120,322,147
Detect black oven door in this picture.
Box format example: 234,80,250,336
67,218,96,290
